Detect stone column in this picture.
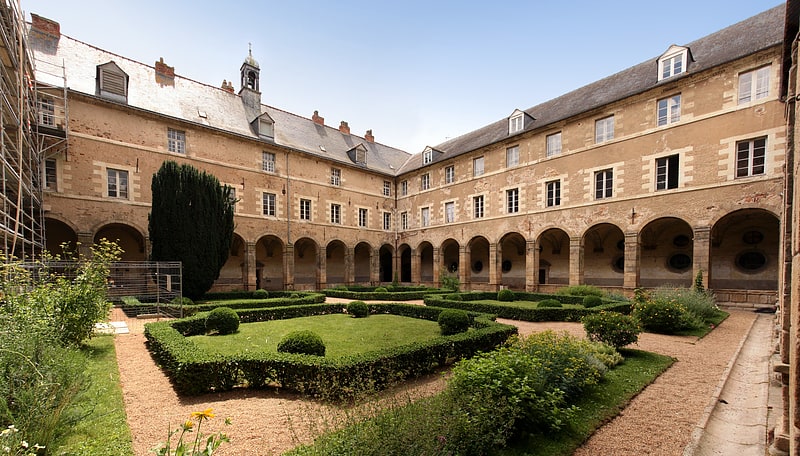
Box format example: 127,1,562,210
318,245,327,289
623,232,640,290
569,236,584,285
284,243,294,289
526,239,538,291
370,248,380,285
489,243,499,290
432,247,440,286
411,248,421,284
245,241,257,291
692,226,711,290
345,247,354,285
77,231,93,258
459,245,468,288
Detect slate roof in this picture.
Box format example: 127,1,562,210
28,29,410,176
396,4,785,174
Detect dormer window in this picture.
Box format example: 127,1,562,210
423,148,433,164
658,45,690,81
97,62,128,103
253,113,274,140
509,111,524,134
347,144,368,165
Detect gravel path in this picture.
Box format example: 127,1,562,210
113,309,759,455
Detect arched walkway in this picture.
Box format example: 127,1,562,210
379,244,393,283
94,223,146,261
326,240,346,285
468,236,490,284
398,243,412,283
218,233,246,290
583,223,624,287
500,232,526,290
419,241,434,282
639,217,694,288
710,209,779,290
44,217,77,256
293,237,318,286
538,228,569,285
256,235,284,290
354,241,372,284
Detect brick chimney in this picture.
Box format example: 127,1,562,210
312,110,324,125
221,79,234,93
31,14,60,38
365,129,374,142
339,121,350,135
155,57,175,79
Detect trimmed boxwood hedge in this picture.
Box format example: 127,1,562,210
323,287,449,301
160,291,326,316
424,292,631,322
144,303,516,398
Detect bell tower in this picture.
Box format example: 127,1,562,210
240,44,260,93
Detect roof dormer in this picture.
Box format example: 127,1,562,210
347,143,368,166
251,112,274,140
422,146,443,165
508,109,533,135
96,61,128,103
658,45,692,81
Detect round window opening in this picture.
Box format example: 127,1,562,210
736,251,767,272
472,260,483,273
673,234,691,248
668,253,692,271
742,231,764,245
501,260,512,273
448,262,458,273
612,255,625,272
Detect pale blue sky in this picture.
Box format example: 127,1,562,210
26,1,781,153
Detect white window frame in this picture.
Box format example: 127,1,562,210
423,149,433,164
738,66,770,104
546,132,562,157
262,192,276,216
421,173,430,190
358,208,368,227
657,95,681,126
655,154,680,190
736,137,766,178
506,188,519,213
445,201,455,223
262,151,276,173
546,180,561,207
383,212,391,230
107,168,129,199
168,128,186,154
473,156,484,177
594,169,613,199
445,165,455,184
330,167,341,186
659,52,686,80
400,180,408,196
595,116,614,143
509,113,523,133
39,97,55,126
383,180,391,196
421,207,430,227
331,203,342,224
300,198,311,220
473,195,484,219
506,145,519,167
401,211,408,230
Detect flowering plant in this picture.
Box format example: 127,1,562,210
0,425,44,455
152,409,231,456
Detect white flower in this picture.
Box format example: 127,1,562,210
20,441,28,448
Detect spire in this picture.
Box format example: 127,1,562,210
240,44,260,93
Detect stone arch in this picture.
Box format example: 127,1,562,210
293,237,318,287
217,232,247,290
378,244,394,283
440,238,460,278
94,223,146,261
418,241,434,282
256,234,284,290
44,217,78,256
354,241,373,284
582,223,625,287
638,217,694,287
326,239,347,285
537,228,569,285
468,236,490,284
500,232,526,290
710,209,779,290
398,243,412,283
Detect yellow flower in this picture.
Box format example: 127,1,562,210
191,408,215,421
182,420,195,431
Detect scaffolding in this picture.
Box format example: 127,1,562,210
0,0,44,259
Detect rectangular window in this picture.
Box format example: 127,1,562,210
383,180,391,196
229,188,237,213
331,203,341,224
107,168,128,199
262,151,276,172
445,165,455,184
300,198,311,220
509,114,523,133
168,128,186,154
657,95,681,126
595,116,614,143
546,132,562,157
421,207,430,227
473,195,484,219
400,180,408,196
330,167,341,186
738,66,770,104
546,180,561,207
39,97,55,126
506,188,519,213
401,211,408,230
506,146,519,167
736,137,766,178
358,208,368,227
262,192,276,216
473,156,484,177
44,159,57,191
655,155,680,190
595,169,613,199
423,149,433,164
445,202,455,223
660,53,684,80
421,173,430,190
383,212,391,230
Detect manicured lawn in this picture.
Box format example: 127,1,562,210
50,335,134,456
189,314,443,357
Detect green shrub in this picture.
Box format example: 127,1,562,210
583,340,624,367
632,298,694,334
171,296,194,306
289,293,301,299
557,285,604,297
374,287,388,293
538,299,563,308
438,309,471,335
650,286,721,323
441,274,460,292
582,311,642,348
205,307,240,335
583,295,603,308
446,293,463,301
277,330,326,356
253,289,269,299
497,289,515,302
347,301,369,318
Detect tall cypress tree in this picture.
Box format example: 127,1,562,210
148,161,234,300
